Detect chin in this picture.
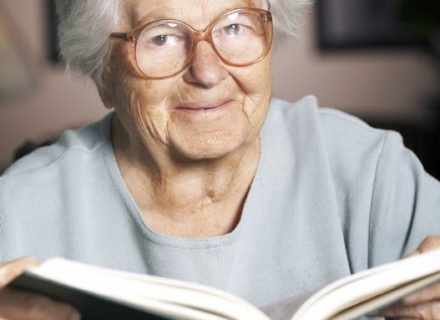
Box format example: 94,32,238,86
168,130,251,162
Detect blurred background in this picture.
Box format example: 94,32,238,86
0,0,439,177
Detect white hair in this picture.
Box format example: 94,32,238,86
55,0,312,83
270,0,312,39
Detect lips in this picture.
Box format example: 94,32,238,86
174,99,233,111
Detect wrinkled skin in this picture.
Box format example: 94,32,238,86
99,0,273,237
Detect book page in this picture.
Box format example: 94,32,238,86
333,272,440,320
292,249,440,320
26,259,270,320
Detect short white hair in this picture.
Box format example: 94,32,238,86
55,0,312,83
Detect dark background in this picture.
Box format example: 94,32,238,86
317,0,440,179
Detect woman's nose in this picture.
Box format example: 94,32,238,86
183,42,229,88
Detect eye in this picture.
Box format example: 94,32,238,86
223,23,243,36
139,22,187,48
150,34,178,46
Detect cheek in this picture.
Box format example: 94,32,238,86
232,56,272,95
109,66,177,142
231,60,272,125
129,80,174,141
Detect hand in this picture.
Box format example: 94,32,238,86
0,257,81,320
376,236,440,319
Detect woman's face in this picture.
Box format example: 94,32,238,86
104,0,273,161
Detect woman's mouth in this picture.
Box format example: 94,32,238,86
174,99,233,112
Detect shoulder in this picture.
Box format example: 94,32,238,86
265,96,400,160
0,114,113,205
263,96,412,220
2,113,112,179
268,95,389,138
262,97,440,266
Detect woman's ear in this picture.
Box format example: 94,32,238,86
94,66,115,110
97,85,114,110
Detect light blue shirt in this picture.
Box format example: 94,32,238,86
1,96,439,307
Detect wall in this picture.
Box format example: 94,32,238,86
0,0,107,169
0,0,438,168
272,11,439,122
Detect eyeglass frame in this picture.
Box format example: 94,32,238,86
110,7,273,80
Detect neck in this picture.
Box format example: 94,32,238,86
112,116,260,237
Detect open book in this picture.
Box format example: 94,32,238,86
9,249,440,320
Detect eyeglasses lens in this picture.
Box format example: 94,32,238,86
135,10,271,78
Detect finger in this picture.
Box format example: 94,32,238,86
0,257,38,287
368,309,417,318
401,282,440,305
402,236,440,259
369,313,417,320
0,287,81,320
377,300,440,319
416,236,440,254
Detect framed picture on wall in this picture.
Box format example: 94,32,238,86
47,0,61,64
316,0,426,50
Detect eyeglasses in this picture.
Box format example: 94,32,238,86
110,8,273,79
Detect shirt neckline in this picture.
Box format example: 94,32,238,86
101,112,266,249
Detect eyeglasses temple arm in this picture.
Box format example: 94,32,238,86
110,33,133,42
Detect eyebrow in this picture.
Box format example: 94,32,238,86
132,2,265,29
135,13,170,27
131,7,180,27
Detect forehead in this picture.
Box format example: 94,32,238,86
123,0,265,28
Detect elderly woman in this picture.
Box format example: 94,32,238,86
0,0,440,319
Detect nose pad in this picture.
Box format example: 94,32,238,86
183,41,229,88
